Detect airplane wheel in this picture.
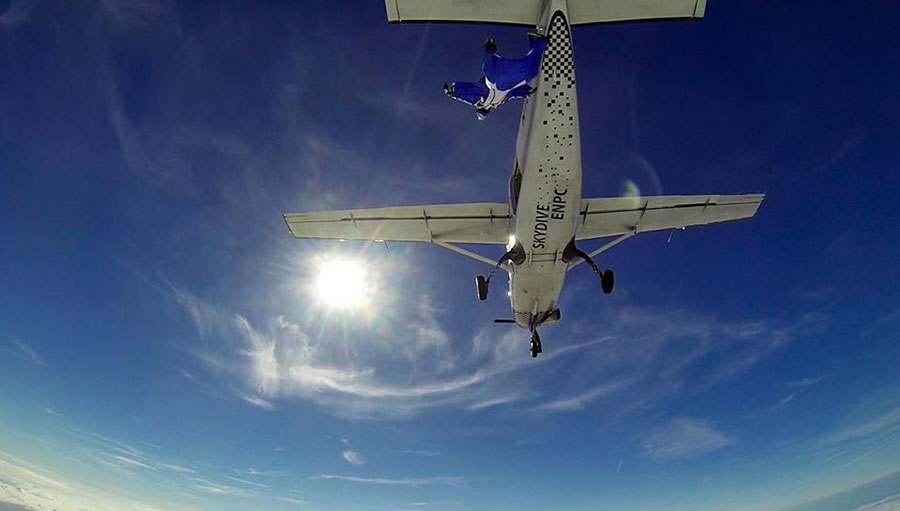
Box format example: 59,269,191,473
531,332,542,358
601,269,615,295
475,275,489,301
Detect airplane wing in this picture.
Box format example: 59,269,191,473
384,0,706,25
575,194,764,240
284,203,511,244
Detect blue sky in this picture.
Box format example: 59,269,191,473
1,1,900,510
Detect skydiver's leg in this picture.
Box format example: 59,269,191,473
484,38,548,90
485,37,498,54
444,80,490,107
523,37,548,79
506,83,535,101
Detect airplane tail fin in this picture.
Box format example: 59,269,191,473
385,0,705,26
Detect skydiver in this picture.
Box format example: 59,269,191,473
444,34,548,120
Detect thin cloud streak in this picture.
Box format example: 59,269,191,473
313,474,469,487
1,339,45,365
530,378,637,413
820,407,900,446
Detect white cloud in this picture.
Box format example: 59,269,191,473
277,496,307,505
156,463,196,474
820,406,900,446
530,378,636,413
170,283,821,420
0,450,189,511
641,417,736,461
401,449,441,457
854,494,900,511
1,339,44,365
223,475,267,489
313,474,469,487
0,0,38,27
191,477,252,497
341,439,364,466
234,467,291,477
789,376,826,387
238,391,275,411
171,286,605,418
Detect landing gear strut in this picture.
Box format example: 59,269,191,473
475,243,525,301
563,239,615,295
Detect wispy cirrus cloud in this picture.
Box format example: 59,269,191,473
789,376,827,388
853,493,900,511
237,391,275,411
819,406,900,446
171,281,823,420
530,378,636,414
1,339,45,365
401,449,441,457
170,284,605,418
313,474,469,487
0,0,39,27
189,477,253,497
0,450,189,511
641,417,736,461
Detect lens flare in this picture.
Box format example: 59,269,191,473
316,259,367,309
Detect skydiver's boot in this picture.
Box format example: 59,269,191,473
485,37,498,54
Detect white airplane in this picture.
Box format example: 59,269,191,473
284,0,763,358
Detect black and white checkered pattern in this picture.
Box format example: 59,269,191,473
534,11,577,175
541,13,575,89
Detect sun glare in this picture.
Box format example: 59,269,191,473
315,259,368,309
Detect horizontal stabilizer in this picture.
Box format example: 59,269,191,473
284,203,511,245
384,0,705,26
576,194,764,240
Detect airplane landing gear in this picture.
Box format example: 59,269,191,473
530,330,542,358
475,243,526,301
475,275,489,301
601,269,614,295
563,239,615,295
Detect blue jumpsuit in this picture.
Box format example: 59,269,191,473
448,36,548,118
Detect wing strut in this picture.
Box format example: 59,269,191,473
433,241,507,269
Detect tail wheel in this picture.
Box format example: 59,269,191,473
601,270,615,295
475,275,489,301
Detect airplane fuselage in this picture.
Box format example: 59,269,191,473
508,8,581,329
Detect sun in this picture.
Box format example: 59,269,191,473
315,259,368,309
